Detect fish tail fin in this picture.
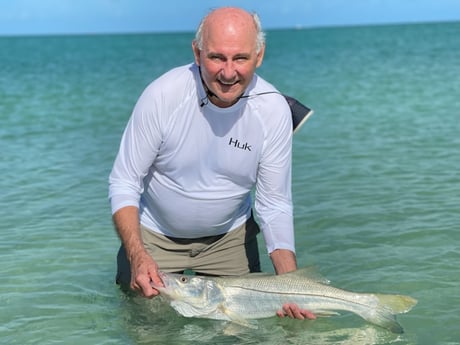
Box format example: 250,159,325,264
374,294,418,314
360,294,417,334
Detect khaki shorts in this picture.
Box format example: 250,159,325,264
116,215,261,286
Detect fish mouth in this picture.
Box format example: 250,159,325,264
150,271,168,291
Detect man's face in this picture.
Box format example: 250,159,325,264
193,21,264,108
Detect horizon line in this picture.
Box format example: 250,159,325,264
1,18,458,38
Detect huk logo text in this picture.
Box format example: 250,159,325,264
228,137,252,151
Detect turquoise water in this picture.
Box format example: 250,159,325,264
1,22,459,344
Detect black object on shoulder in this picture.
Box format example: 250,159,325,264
283,95,314,134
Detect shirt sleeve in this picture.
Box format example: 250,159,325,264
108,85,163,215
254,99,295,253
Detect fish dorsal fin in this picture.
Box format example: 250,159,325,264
282,266,331,285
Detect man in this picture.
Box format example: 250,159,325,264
109,7,314,320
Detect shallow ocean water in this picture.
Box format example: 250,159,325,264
1,22,459,344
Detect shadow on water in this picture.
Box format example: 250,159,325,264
117,293,415,345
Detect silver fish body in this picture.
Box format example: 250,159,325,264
154,268,417,334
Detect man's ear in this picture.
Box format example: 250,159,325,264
256,44,265,68
192,41,201,66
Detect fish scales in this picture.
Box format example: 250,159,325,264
217,276,378,319
153,269,417,334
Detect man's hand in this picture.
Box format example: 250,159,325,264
113,206,163,298
129,250,163,298
277,303,316,320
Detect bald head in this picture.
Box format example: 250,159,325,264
194,7,265,54
192,7,266,107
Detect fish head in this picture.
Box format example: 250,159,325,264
156,271,208,300
154,272,224,318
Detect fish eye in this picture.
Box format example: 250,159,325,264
180,276,188,283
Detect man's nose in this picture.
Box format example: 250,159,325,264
220,61,237,81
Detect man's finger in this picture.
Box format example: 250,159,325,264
149,270,164,288
285,304,304,319
279,303,316,320
301,309,316,320
136,274,159,298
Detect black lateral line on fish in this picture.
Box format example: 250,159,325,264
223,285,382,310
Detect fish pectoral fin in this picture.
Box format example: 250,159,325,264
220,308,259,329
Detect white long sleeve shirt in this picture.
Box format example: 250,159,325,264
109,63,294,253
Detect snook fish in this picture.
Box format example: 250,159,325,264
153,268,417,334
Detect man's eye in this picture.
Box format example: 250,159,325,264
235,56,249,62
210,56,224,61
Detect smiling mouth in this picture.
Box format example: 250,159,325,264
218,80,239,87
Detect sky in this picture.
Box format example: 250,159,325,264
1,0,460,36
